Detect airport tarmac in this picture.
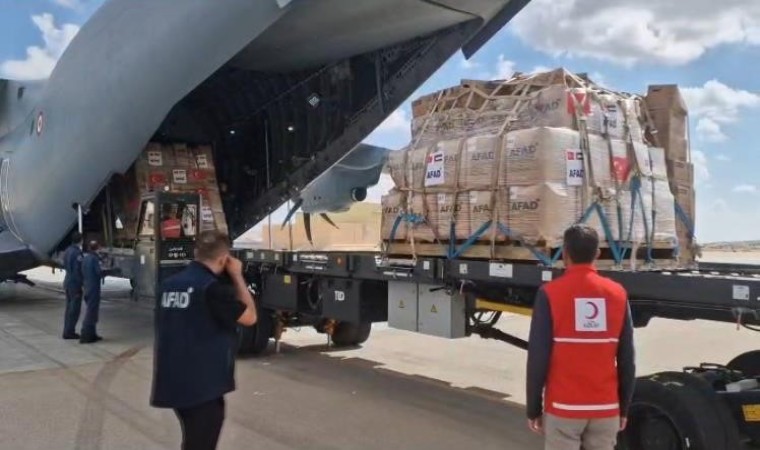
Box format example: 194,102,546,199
1,264,759,449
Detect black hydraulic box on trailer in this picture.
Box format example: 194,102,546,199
320,278,388,324
261,273,303,311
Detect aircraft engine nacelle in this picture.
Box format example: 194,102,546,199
351,187,368,202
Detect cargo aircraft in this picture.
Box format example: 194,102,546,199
0,0,531,280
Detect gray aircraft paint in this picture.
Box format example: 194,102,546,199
0,0,528,278
298,143,390,214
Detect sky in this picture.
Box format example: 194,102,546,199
2,0,760,243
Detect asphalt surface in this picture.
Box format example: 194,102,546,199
0,273,541,450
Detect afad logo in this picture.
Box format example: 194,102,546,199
510,199,540,211
566,89,591,116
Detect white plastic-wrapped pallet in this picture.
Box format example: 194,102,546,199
589,94,644,141
407,192,438,242
496,127,614,189
467,190,503,242
381,189,408,241
423,139,462,189
632,142,654,177
433,192,470,240
499,127,581,186
648,146,669,180
460,135,501,190
642,178,678,243
586,191,627,243
387,150,408,189
504,183,583,246
408,146,431,190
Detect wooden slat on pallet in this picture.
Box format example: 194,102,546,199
384,242,678,270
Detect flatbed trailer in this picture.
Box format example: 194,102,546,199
234,247,760,449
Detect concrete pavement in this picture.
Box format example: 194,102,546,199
0,271,541,450
3,265,760,449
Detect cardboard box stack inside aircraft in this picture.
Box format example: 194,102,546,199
383,68,695,264
113,142,228,242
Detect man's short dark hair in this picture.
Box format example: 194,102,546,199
71,231,82,244
563,225,599,264
195,230,231,261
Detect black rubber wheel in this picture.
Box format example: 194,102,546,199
331,322,372,347
727,350,760,377
236,308,273,356
653,372,742,449
618,374,736,450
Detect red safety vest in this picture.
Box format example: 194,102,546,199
161,218,181,239
543,264,627,419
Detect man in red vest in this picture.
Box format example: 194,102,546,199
526,224,635,450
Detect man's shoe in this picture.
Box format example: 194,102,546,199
62,333,81,340
79,335,103,344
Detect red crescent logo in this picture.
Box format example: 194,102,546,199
585,302,599,320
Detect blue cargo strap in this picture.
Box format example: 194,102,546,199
623,177,655,263
674,200,695,239
495,222,553,266
450,220,493,259
551,201,623,266
389,212,427,242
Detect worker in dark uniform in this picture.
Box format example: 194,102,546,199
151,230,257,450
526,225,635,450
81,240,104,343
62,231,84,340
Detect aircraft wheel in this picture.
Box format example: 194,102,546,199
331,322,372,347
727,350,760,377
618,373,738,450
236,308,274,356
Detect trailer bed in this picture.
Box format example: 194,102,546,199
238,248,760,328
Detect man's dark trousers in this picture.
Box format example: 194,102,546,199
81,252,103,340
174,397,225,450
81,288,100,339
63,287,82,337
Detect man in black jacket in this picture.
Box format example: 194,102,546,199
151,230,257,450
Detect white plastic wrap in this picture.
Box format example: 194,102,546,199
381,189,407,241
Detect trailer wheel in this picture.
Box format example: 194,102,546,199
237,309,274,356
652,372,742,449
727,350,760,377
619,374,732,450
331,322,372,347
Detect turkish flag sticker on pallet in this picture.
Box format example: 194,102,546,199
566,89,591,116
612,156,631,182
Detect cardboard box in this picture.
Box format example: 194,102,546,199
645,85,690,162
667,159,694,187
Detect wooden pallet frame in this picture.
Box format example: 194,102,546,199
384,241,677,270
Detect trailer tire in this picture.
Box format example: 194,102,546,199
651,371,742,449
618,375,730,450
236,309,273,356
331,322,371,347
727,350,760,377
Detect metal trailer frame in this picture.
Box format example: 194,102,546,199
235,248,760,449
